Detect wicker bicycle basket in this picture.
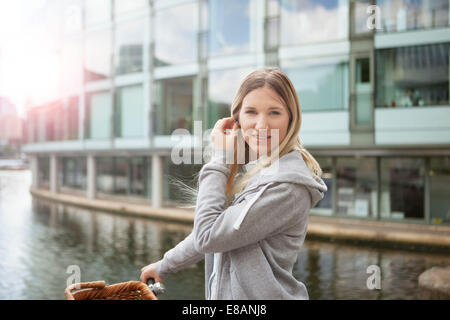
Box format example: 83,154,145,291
65,280,158,300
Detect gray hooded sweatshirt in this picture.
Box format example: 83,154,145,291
154,149,327,299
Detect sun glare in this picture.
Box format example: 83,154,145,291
0,0,61,115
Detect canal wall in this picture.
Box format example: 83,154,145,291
30,187,450,252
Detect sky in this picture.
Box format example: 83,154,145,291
0,0,63,117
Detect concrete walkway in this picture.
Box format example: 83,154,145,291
30,187,450,251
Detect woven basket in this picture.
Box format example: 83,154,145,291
65,280,158,300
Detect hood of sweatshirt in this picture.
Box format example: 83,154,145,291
239,150,328,208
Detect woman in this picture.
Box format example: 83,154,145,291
140,67,327,299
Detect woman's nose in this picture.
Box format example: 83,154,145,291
255,115,269,131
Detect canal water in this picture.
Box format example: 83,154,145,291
1,170,449,300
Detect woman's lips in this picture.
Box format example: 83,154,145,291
251,135,271,144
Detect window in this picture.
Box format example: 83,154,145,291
265,0,280,50
313,157,333,216
37,111,46,142
115,85,145,138
154,76,194,135
429,157,450,224
115,19,144,74
96,157,148,197
336,157,378,218
376,43,449,108
66,96,79,140
85,0,111,26
380,158,425,220
154,2,198,66
62,37,82,90
208,0,252,56
354,57,371,125
351,0,372,36
130,157,147,196
280,0,349,45
97,157,114,194
207,67,253,128
85,29,112,81
378,0,449,33
38,157,50,190
114,0,147,15
163,156,202,204
85,91,112,139
114,157,128,195
61,157,86,190
284,60,349,112
53,104,64,141
64,0,82,32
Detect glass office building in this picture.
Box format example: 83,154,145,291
23,0,450,225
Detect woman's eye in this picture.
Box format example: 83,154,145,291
246,111,280,115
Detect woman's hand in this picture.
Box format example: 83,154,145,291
211,117,240,151
140,263,164,284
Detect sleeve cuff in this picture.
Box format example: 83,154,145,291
154,260,169,281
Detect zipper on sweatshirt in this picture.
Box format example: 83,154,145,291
213,252,223,299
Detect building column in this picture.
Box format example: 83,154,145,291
50,154,59,193
152,155,163,208
30,155,39,188
87,155,96,200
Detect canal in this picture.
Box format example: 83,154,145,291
1,170,449,300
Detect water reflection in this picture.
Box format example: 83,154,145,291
0,170,449,299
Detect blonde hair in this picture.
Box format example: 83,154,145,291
172,67,322,209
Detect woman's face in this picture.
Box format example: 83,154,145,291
238,86,290,158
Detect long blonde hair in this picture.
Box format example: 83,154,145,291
172,67,322,209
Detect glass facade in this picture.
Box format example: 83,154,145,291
154,2,198,66
284,60,349,112
62,37,82,90
376,43,449,108
163,156,202,204
355,57,371,125
115,19,144,74
265,0,280,49
351,0,372,35
64,0,83,33
314,157,333,216
85,0,111,26
129,157,147,196
115,85,145,138
21,0,450,228
66,96,79,140
114,0,147,15
60,157,86,190
280,0,349,45
207,67,253,128
114,157,128,195
84,29,112,81
378,0,449,33
97,157,114,194
309,156,450,224
380,158,425,220
336,157,378,218
429,157,450,224
208,0,252,56
38,157,50,190
97,157,148,197
154,76,194,135
85,91,112,140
